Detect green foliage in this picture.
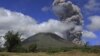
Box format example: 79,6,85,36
4,31,21,52
28,44,37,52
11,46,28,53
46,46,100,54
0,48,5,52
84,42,89,47
60,47,72,52
2,31,100,53
46,47,72,53
0,54,9,56
80,47,100,53
80,47,90,52
47,48,60,53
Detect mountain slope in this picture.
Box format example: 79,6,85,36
22,33,76,49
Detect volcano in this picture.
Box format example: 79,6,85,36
22,33,76,49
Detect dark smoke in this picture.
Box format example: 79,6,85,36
52,0,84,45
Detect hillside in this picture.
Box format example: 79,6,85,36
22,33,76,50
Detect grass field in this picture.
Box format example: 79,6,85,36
0,51,100,56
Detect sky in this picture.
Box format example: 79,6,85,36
0,0,100,46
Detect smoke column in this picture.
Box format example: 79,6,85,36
52,0,84,45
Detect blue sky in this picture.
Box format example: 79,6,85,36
0,0,88,22
0,0,100,45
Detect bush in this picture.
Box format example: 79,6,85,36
0,48,6,52
28,44,37,52
47,48,60,53
60,47,72,52
79,47,100,53
80,47,90,52
46,47,72,53
88,48,100,53
11,46,28,53
0,54,9,56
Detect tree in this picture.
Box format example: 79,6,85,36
84,41,89,47
4,31,21,52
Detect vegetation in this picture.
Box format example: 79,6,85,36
46,47,73,53
0,30,99,55
4,31,21,52
0,51,100,56
28,44,37,52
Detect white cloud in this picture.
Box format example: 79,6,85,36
33,19,75,33
0,8,37,47
87,16,100,31
84,0,100,11
0,8,37,38
82,30,97,38
0,8,76,47
41,6,50,12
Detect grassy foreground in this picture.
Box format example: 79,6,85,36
0,51,100,56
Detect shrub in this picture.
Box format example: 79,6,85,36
79,47,100,53
28,44,37,52
11,46,28,53
60,47,72,52
46,47,72,53
88,48,100,53
0,48,6,52
47,48,60,53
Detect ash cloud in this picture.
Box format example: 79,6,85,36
52,0,83,45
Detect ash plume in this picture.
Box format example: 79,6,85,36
52,0,83,45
